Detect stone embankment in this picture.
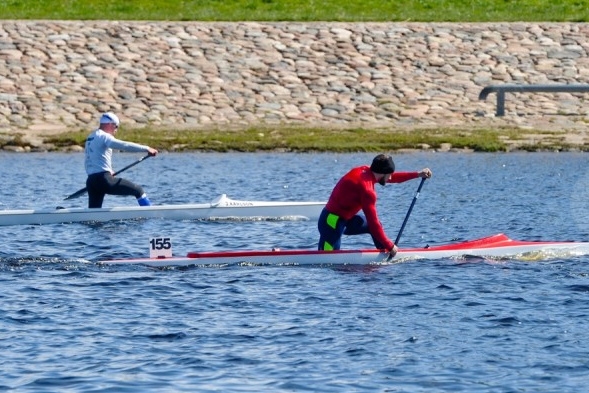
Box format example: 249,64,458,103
1,21,589,151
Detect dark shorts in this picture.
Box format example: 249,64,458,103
317,208,380,251
86,172,145,208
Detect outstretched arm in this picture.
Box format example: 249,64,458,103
389,168,432,183
108,136,158,156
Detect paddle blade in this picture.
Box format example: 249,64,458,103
64,187,87,200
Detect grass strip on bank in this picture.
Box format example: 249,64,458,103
1,0,588,22
42,126,587,153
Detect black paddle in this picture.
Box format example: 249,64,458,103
63,154,152,201
388,177,427,260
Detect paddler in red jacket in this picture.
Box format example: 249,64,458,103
318,154,432,257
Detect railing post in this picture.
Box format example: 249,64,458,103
496,90,505,116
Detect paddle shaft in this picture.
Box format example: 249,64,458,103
394,177,426,247
63,154,152,201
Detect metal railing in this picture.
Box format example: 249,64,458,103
478,84,589,116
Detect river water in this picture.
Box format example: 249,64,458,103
2,151,589,392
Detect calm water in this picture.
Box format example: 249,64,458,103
2,151,589,392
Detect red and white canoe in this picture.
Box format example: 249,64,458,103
100,233,589,267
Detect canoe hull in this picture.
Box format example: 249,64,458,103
101,233,589,267
0,194,325,226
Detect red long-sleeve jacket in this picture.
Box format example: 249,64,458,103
324,165,419,250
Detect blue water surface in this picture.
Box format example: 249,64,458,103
1,151,589,392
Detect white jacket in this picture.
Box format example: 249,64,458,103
84,129,149,175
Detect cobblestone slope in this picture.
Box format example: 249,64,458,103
1,21,589,149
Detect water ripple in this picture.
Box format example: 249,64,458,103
2,152,589,391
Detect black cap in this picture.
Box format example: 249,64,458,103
370,154,395,174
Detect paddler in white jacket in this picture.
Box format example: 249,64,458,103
84,112,158,208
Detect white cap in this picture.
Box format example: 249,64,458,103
99,112,120,126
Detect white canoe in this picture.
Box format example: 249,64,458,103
100,233,589,267
0,194,325,226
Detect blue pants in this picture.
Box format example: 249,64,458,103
317,208,386,250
